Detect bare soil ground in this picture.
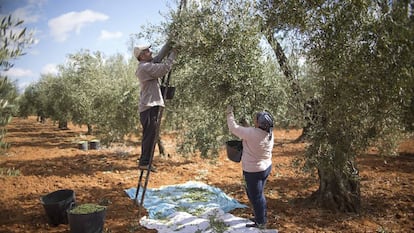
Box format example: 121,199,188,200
0,116,413,233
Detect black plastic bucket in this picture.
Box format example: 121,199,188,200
68,205,106,233
226,140,243,163
89,139,100,150
78,141,88,150
160,86,176,100
40,189,75,226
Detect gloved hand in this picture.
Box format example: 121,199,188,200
170,40,183,51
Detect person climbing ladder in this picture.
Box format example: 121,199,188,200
134,42,177,171
133,41,177,217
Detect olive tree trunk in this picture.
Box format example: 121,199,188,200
311,161,361,212
87,124,93,135
58,121,68,130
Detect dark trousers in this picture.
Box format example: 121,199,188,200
243,165,272,225
139,106,160,166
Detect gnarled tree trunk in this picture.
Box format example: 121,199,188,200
311,161,361,212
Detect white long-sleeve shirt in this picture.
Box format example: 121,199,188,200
135,43,176,112
227,111,273,172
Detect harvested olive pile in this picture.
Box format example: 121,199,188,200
69,203,106,214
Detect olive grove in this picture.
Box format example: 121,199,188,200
15,0,413,213
136,0,413,212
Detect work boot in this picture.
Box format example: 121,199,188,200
246,223,266,229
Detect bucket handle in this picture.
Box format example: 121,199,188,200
68,201,76,210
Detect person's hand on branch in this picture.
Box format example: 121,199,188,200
226,105,233,115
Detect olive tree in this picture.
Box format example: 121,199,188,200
90,54,140,144
36,73,75,128
0,14,33,151
17,83,46,121
58,50,107,133
259,0,413,212
133,0,290,157
308,0,412,212
0,78,18,151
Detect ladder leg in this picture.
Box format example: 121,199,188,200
136,106,164,219
138,169,151,218
134,169,144,202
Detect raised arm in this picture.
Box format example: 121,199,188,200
153,41,173,63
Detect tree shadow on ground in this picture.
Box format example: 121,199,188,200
357,153,414,174
7,126,87,150
0,152,136,177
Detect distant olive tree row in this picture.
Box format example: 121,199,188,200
18,51,140,145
